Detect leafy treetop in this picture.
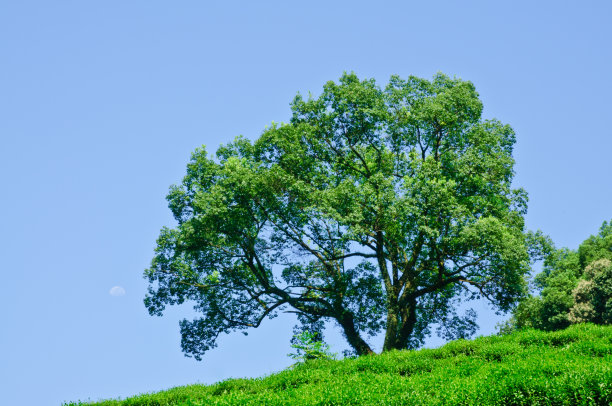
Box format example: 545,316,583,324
508,220,612,332
144,72,542,360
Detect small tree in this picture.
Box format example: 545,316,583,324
288,331,337,363
144,72,542,360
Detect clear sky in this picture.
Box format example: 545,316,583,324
1,1,611,405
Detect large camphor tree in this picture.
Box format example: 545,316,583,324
144,73,542,359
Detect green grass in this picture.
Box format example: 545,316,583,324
65,324,612,405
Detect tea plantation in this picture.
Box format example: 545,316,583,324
65,324,611,405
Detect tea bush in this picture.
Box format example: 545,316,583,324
65,324,612,406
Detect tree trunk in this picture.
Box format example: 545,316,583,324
383,300,399,351
395,301,417,348
338,312,375,356
382,297,417,351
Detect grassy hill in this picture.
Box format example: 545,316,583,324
65,324,611,405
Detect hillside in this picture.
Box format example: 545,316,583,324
65,324,611,405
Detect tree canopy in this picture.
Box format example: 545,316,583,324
508,220,612,331
144,72,541,360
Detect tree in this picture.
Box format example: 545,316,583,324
508,248,580,331
569,258,612,325
144,72,541,360
508,220,612,331
288,331,337,363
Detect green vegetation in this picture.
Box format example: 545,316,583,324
120,74,611,405
65,324,611,405
506,220,612,332
145,72,546,359
288,331,337,363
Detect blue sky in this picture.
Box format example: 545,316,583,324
1,1,611,405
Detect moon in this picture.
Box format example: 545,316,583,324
109,286,126,296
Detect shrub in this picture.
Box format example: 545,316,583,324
288,331,337,363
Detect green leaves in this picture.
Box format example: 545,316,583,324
288,331,337,363
510,219,612,332
65,324,612,405
145,72,536,358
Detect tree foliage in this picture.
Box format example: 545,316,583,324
569,259,612,324
509,220,612,331
144,72,540,359
288,331,337,363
